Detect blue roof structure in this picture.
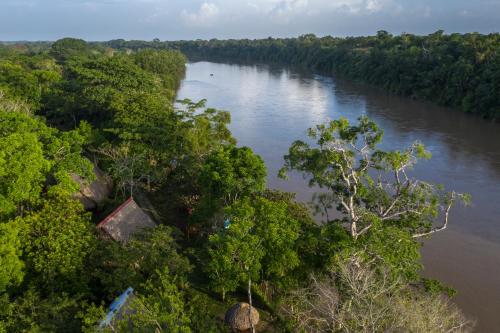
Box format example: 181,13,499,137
98,287,134,329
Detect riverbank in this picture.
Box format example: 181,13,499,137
178,61,500,332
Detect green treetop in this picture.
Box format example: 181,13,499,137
280,116,470,241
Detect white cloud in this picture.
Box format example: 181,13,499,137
268,0,308,22
181,2,220,27
247,0,307,13
365,0,383,13
325,0,394,14
272,0,308,12
274,0,307,13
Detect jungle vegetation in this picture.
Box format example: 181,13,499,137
103,31,499,120
0,38,474,332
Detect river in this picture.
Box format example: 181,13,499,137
177,61,500,332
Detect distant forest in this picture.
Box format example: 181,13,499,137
103,31,500,120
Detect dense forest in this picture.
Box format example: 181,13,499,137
103,31,500,120
0,38,474,332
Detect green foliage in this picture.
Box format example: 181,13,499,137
0,61,41,105
251,190,323,291
361,225,421,281
49,38,90,63
42,54,176,195
206,200,264,299
78,303,106,333
0,41,205,333
0,289,85,333
200,145,266,207
0,90,32,115
92,225,191,295
176,99,235,158
0,221,24,292
21,196,96,292
279,116,469,283
280,116,467,241
279,116,382,185
46,55,169,128
0,39,476,332
0,110,92,219
98,97,234,197
206,195,314,301
0,114,49,217
422,278,457,297
162,32,500,119
40,48,234,206
251,197,301,281
114,268,191,333
0,53,61,109
184,289,229,332
324,224,422,282
169,99,236,203
306,220,419,282
134,49,187,93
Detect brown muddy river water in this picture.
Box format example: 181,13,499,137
177,61,500,332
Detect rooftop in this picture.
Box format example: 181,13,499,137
97,197,156,243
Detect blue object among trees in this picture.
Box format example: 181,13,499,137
99,287,134,329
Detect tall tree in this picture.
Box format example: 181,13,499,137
200,145,266,208
0,109,92,219
206,200,264,306
49,38,90,63
280,116,469,240
0,221,24,292
21,196,96,292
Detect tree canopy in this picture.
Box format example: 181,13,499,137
280,116,469,241
0,39,474,332
0,109,92,219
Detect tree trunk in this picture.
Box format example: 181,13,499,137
351,220,358,240
248,277,255,333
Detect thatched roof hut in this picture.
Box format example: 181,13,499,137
97,197,156,243
72,165,112,210
225,302,259,332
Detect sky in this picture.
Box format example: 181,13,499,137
0,0,499,41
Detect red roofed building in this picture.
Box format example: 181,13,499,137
97,197,156,243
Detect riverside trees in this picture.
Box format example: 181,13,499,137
201,117,472,332
159,32,500,120
276,117,473,331
0,39,473,332
279,116,470,279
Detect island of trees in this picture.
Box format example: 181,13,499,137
0,37,475,332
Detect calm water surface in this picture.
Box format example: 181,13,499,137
177,62,500,332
